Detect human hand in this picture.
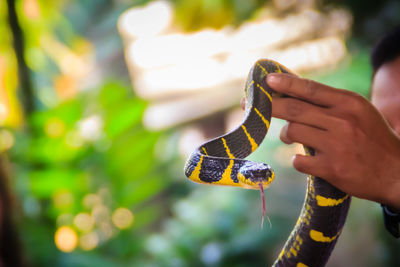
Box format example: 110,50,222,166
242,73,400,210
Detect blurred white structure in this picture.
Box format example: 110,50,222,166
118,0,351,132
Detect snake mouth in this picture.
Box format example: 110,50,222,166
237,165,274,189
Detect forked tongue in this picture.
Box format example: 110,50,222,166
259,183,271,229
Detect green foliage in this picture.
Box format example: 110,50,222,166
10,80,174,265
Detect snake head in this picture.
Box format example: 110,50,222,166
237,162,274,189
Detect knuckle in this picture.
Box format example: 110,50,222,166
340,118,354,132
350,95,366,112
286,99,303,117
304,79,318,97
339,118,361,139
342,91,367,112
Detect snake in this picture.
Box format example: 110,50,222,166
184,59,351,267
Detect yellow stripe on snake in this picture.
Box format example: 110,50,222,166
184,59,351,267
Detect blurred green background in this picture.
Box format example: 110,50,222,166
1,0,400,266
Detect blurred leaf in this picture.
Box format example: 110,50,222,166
106,130,158,178
30,168,87,198
120,175,167,206
104,102,145,138
98,82,129,107
30,99,83,131
28,136,85,163
131,204,161,230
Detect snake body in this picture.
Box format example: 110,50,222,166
184,59,351,267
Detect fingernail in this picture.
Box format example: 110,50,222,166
267,74,280,85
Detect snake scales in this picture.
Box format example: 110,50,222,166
184,59,351,267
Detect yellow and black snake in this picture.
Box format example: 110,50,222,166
184,59,351,267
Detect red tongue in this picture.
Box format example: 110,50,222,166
259,183,266,224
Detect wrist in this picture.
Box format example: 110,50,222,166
381,145,400,211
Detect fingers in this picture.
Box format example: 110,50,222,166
292,154,339,184
267,73,348,107
272,97,335,131
292,153,350,193
280,122,327,151
292,154,326,178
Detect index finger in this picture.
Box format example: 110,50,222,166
267,73,347,107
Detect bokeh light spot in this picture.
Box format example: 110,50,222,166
146,234,169,254
79,232,99,251
99,222,114,239
0,103,8,123
53,190,74,209
55,75,77,100
23,0,40,20
65,130,84,148
201,243,223,265
0,129,15,151
78,115,103,141
74,213,95,232
112,208,134,229
83,194,102,209
54,226,78,253
45,117,66,138
92,204,110,223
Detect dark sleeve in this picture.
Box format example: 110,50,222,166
382,204,400,238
